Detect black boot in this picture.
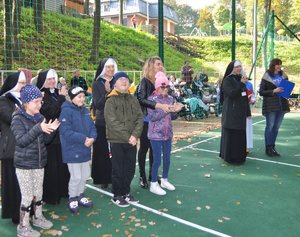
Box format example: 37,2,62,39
139,176,148,189
265,145,274,157
271,145,280,156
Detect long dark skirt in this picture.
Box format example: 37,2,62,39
1,159,21,223
43,144,69,204
92,125,112,185
220,127,247,164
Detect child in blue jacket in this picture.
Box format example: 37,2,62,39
59,86,97,213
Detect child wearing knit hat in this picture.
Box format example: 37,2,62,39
104,71,144,207
11,84,60,237
147,72,184,196
59,86,97,213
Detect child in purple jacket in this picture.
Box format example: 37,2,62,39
147,72,184,195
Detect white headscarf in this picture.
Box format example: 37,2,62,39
97,58,118,80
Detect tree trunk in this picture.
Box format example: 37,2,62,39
13,0,22,59
119,0,124,25
84,0,89,16
263,0,271,70
33,0,43,33
89,0,100,64
4,0,13,69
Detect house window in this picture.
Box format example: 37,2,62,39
103,3,110,12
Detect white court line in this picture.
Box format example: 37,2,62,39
190,147,300,169
172,119,265,154
86,184,231,237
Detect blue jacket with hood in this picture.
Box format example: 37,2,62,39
59,100,97,163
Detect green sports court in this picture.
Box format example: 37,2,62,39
1,111,300,237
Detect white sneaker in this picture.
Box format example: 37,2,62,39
150,182,166,195
17,224,41,237
160,178,176,191
32,215,53,230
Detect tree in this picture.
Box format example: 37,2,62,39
13,0,22,59
197,7,215,35
212,4,230,27
174,4,199,35
89,0,100,64
119,0,124,25
33,0,43,33
288,0,300,32
4,0,13,69
84,0,90,16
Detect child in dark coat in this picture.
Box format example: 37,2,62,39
11,84,60,237
59,86,97,213
104,72,143,207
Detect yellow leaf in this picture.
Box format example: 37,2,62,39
41,229,63,236
149,221,156,225
135,223,141,227
87,211,98,217
176,200,182,205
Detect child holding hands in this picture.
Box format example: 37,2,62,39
147,72,184,195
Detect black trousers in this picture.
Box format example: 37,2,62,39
138,122,153,180
111,143,136,197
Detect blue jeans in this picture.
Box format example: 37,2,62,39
264,111,285,146
150,139,172,182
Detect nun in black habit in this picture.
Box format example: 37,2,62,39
219,60,250,164
0,71,26,223
36,69,69,204
91,58,118,188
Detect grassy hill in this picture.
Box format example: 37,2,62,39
0,7,299,89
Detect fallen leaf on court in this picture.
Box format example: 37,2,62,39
175,155,181,158
204,173,211,178
87,211,98,217
129,208,137,212
240,173,246,176
222,217,231,221
218,219,223,223
236,201,241,205
102,234,112,237
177,168,182,171
140,225,147,229
134,219,141,222
135,223,141,227
41,229,63,236
294,154,300,157
205,205,211,210
176,200,182,205
115,229,120,233
49,212,60,219
128,216,136,221
196,206,201,211
121,212,126,216
61,226,69,231
160,201,164,204
91,222,102,229
129,228,136,232
296,173,300,177
149,221,156,225
159,208,168,212
195,189,198,192
187,138,192,142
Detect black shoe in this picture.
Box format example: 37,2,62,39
100,184,108,189
123,194,139,203
139,177,148,189
265,146,274,157
111,196,130,207
271,146,280,156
